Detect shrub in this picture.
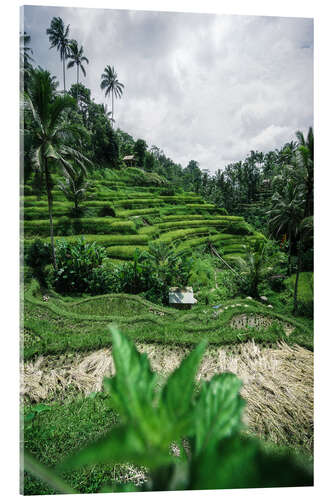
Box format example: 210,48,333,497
105,243,193,304
217,270,240,299
52,238,110,294
57,216,73,236
189,258,215,288
98,204,116,217
25,238,52,285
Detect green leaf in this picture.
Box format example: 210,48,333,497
24,412,36,424
162,340,207,423
193,373,245,455
190,435,313,490
58,424,173,471
34,403,51,414
104,328,157,423
24,451,77,494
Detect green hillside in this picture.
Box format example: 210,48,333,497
23,168,264,264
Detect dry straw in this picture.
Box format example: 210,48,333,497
22,341,313,453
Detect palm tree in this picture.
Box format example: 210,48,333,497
24,69,92,268
20,31,34,68
66,40,89,99
100,65,124,127
234,241,267,298
295,127,314,218
58,170,89,216
100,103,115,124
268,182,305,275
46,17,71,93
20,32,34,89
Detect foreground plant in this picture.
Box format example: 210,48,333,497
24,330,312,493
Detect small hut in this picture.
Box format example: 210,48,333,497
169,287,197,310
123,155,136,167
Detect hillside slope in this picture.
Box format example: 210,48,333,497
23,167,265,263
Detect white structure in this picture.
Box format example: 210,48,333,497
169,287,197,310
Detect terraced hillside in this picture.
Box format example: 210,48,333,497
22,168,314,495
23,168,265,263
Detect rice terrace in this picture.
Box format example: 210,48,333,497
21,6,314,496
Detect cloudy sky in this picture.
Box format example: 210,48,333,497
23,5,313,173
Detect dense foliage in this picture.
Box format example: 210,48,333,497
52,238,111,294
106,242,193,304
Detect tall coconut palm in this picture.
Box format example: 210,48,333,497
24,69,92,268
20,31,34,68
66,40,89,99
20,32,34,89
46,17,71,93
295,127,314,218
100,65,124,127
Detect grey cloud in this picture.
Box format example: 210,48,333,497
23,6,313,173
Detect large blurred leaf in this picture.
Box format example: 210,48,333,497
104,328,157,422
24,451,77,494
104,329,173,447
162,340,207,424
59,424,174,471
190,435,313,490
193,373,245,455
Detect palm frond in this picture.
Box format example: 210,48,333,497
31,145,43,171
49,94,76,130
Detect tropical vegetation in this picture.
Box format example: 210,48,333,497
20,15,314,495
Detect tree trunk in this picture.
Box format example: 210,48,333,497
63,57,66,93
45,160,57,269
287,234,292,276
293,243,302,314
77,64,79,101
112,89,114,128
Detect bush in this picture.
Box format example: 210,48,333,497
25,238,52,285
52,238,110,294
189,258,215,288
98,204,116,217
105,243,193,304
57,216,73,236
